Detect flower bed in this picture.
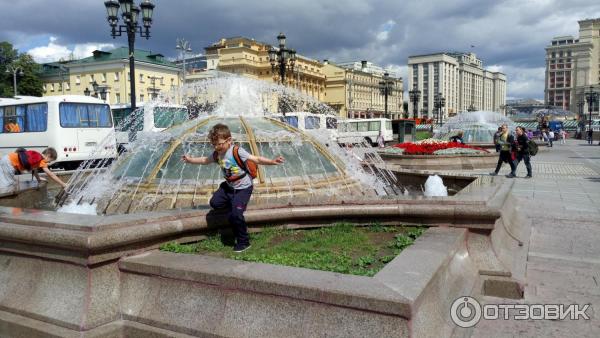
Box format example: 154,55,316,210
392,139,489,155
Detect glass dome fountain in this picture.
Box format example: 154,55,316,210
62,76,400,214
434,111,516,144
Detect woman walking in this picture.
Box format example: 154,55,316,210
490,124,517,178
514,126,532,178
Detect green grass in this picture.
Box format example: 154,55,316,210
416,131,433,141
160,223,426,277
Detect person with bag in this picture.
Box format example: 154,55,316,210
514,126,533,178
490,124,517,178
181,123,285,252
0,147,67,191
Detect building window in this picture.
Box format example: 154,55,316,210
50,84,54,92
114,72,120,81
89,74,95,83
160,77,164,85
76,76,81,85
116,93,121,103
140,94,144,102
65,83,70,91
139,74,144,83
102,73,107,83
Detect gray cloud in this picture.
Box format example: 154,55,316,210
1,0,599,99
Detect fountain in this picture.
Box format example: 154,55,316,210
434,110,516,146
0,76,528,338
59,76,401,215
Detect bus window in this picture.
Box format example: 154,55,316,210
25,104,48,132
284,116,299,128
326,117,337,129
305,116,320,129
358,122,369,132
153,107,189,128
60,103,113,128
386,120,392,131
349,122,358,132
368,121,380,131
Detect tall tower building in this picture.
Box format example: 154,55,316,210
545,18,600,115
408,52,506,119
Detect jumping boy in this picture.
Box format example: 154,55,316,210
0,147,68,191
182,123,285,252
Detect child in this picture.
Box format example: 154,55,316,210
0,147,68,191
182,123,285,252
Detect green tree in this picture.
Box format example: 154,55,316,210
0,41,43,98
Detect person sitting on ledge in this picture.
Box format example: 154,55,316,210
449,131,464,144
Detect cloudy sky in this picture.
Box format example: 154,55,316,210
1,0,599,100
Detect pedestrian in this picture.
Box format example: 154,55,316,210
493,126,502,152
181,123,285,252
514,126,532,178
548,130,554,147
588,129,594,145
377,130,385,148
559,129,566,145
0,147,68,191
449,130,464,144
490,124,517,178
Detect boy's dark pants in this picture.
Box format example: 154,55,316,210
210,182,253,246
493,150,516,174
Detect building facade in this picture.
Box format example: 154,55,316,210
40,48,181,106
408,52,506,119
545,18,600,115
322,61,403,119
202,37,326,101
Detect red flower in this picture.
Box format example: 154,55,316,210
393,141,489,155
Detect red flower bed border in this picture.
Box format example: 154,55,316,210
393,142,489,155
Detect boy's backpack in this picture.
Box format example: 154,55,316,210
528,140,538,156
213,145,258,180
14,147,44,172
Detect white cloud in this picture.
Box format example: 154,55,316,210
27,36,115,63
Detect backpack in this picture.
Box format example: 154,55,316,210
213,145,258,180
527,140,538,156
14,148,44,172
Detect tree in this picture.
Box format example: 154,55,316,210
0,41,44,97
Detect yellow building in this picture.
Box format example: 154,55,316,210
40,48,181,106
202,37,326,101
323,61,403,119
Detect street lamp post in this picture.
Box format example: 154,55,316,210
378,72,394,119
434,93,446,125
84,81,109,101
585,86,598,144
176,38,192,84
5,64,24,97
408,87,420,119
268,33,297,85
104,0,155,111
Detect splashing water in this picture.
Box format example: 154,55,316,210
61,75,404,214
434,111,516,143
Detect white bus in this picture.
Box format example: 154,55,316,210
272,111,338,139
0,95,117,170
113,103,189,147
337,118,394,146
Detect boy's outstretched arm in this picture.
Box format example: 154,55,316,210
247,155,285,165
181,155,213,165
41,167,67,189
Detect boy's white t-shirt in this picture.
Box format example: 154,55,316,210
215,145,253,189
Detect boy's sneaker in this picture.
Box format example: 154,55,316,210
505,173,516,178
233,243,251,253
489,172,498,176
524,175,532,179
